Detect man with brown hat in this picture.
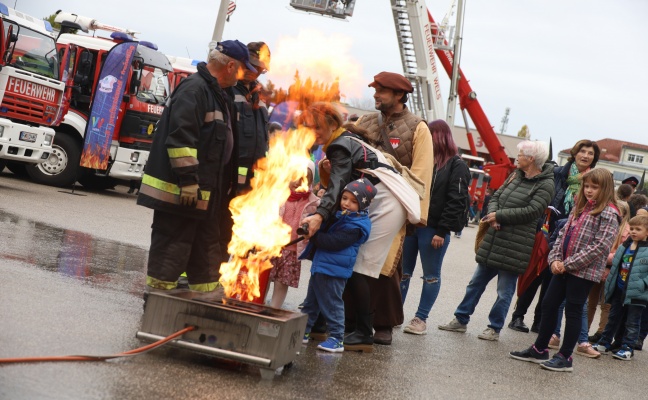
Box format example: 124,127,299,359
227,41,272,194
346,71,434,345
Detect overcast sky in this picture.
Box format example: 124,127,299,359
18,0,648,158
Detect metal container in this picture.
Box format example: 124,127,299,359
137,290,307,378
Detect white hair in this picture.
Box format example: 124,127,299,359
517,140,549,169
207,49,235,67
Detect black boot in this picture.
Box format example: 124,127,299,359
344,312,374,353
508,317,530,333
530,320,540,333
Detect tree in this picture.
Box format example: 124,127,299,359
517,125,530,139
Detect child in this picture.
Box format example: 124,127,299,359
299,178,375,352
510,168,620,372
593,215,648,360
268,161,320,309
588,200,631,343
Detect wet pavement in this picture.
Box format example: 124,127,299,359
1,172,646,399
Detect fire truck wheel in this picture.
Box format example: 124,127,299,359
26,133,81,187
6,162,29,177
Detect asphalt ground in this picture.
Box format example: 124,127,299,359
0,172,644,399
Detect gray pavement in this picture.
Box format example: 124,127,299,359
0,172,643,399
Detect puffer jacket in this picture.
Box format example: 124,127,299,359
137,62,237,218
606,239,648,306
476,163,555,274
299,210,372,279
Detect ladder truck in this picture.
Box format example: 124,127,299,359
391,0,516,190
0,3,67,174
24,11,173,189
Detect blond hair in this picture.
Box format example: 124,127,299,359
573,168,617,218
611,201,631,251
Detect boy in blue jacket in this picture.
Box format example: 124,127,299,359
594,215,648,360
300,178,375,352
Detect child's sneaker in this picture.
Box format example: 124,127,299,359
403,317,427,335
302,333,310,344
612,344,633,361
575,342,600,358
317,337,344,353
540,353,573,372
592,341,611,355
548,334,560,349
509,345,550,363
438,318,467,332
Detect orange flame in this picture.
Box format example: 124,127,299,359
219,127,315,301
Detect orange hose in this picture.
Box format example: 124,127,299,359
0,326,196,364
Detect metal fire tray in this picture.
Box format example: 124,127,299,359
137,290,307,378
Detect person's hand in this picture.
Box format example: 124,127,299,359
180,184,200,207
317,188,326,197
301,214,323,238
551,261,565,274
601,268,610,282
431,235,445,249
320,159,331,174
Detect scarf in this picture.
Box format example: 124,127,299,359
323,127,346,152
288,190,311,202
564,162,588,215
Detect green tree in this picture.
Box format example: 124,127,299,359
517,125,530,139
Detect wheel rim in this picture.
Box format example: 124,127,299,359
37,145,68,176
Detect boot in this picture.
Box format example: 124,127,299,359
508,317,530,333
344,312,374,353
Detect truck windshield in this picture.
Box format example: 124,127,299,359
4,22,59,79
137,66,169,104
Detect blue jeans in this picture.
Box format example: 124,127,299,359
553,299,589,343
302,273,347,341
454,264,518,332
401,227,450,321
600,287,644,348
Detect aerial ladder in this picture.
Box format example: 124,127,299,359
392,0,515,189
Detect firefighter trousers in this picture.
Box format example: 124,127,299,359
146,209,223,289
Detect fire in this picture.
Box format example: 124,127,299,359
262,29,364,100
79,144,110,170
219,127,315,301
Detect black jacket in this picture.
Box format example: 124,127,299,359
137,62,238,218
317,132,379,221
426,155,471,236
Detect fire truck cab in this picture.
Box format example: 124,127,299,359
461,153,490,212
0,3,65,172
25,11,173,189
166,55,198,92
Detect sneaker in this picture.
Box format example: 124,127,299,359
509,345,550,363
478,327,499,341
548,334,560,349
303,333,310,344
317,337,344,353
403,317,428,335
635,337,644,351
592,342,611,355
612,345,633,361
540,353,573,372
588,332,602,344
575,342,601,358
438,318,467,332
508,317,530,333
298,301,305,309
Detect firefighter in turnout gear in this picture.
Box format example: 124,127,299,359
137,40,257,291
227,41,272,194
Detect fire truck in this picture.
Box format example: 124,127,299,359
166,55,198,92
0,3,66,174
23,11,173,189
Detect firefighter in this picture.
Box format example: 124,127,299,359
137,40,257,292
227,41,272,194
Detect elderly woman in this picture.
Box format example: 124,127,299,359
298,102,420,352
438,140,555,341
508,140,599,335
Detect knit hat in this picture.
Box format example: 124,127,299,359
342,178,377,211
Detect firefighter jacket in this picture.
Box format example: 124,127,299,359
137,62,238,218
228,80,269,193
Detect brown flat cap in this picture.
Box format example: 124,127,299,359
247,41,271,72
368,71,413,93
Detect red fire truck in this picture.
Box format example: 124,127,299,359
0,3,67,173
166,55,198,92
23,11,173,189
